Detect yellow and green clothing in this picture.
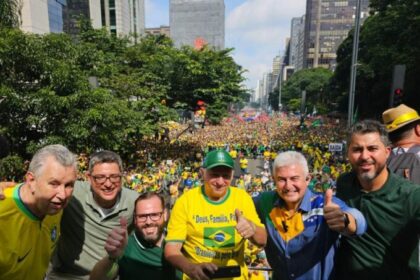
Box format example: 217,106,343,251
0,184,62,280
166,186,263,280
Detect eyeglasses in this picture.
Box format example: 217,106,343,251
135,212,163,223
91,174,122,184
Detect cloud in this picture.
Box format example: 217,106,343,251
226,0,306,89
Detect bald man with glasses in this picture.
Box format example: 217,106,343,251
90,192,176,280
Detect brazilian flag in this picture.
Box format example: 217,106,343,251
204,226,235,248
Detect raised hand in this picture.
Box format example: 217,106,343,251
104,216,128,259
323,189,346,232
235,209,256,239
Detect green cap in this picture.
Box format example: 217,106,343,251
203,150,235,170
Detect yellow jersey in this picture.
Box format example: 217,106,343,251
0,184,62,279
166,186,263,280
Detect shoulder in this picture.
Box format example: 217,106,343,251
72,180,91,197
121,186,139,201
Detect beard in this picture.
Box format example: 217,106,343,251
356,159,387,182
138,223,165,244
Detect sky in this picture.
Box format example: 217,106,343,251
145,0,306,91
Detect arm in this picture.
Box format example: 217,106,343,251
164,242,217,280
90,217,128,280
235,208,267,247
0,181,16,199
323,189,367,236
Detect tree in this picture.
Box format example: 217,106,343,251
276,68,333,113
0,0,21,29
331,0,420,117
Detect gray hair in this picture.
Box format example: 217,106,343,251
88,150,123,173
347,119,390,148
28,144,77,176
272,151,309,177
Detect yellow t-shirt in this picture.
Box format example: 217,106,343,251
0,184,62,280
166,187,263,280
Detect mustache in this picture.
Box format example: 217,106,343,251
357,159,375,165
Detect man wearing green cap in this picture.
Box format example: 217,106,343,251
164,149,267,280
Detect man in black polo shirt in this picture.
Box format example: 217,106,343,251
335,119,420,279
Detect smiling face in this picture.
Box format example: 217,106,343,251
27,156,77,218
87,162,122,208
347,132,390,186
202,166,233,201
273,164,310,211
134,195,167,245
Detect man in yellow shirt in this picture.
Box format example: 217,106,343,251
0,144,77,280
165,149,266,280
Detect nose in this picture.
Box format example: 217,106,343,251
215,176,225,185
360,149,370,160
56,185,66,200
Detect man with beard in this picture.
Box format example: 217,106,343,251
335,119,420,279
90,192,175,280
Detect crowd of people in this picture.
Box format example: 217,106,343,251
1,103,420,280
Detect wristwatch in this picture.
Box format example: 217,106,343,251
343,213,350,229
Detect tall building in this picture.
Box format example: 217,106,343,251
64,0,145,37
289,16,305,71
20,0,67,34
170,0,225,49
145,26,171,37
303,0,369,69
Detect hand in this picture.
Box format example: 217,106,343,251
104,217,128,259
235,209,256,239
0,181,15,200
323,189,346,232
184,262,218,280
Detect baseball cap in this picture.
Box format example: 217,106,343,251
203,150,234,170
382,104,420,132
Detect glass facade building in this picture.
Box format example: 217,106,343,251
303,0,370,69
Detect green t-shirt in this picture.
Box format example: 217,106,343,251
118,233,176,280
336,172,420,279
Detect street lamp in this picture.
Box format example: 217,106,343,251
347,0,362,128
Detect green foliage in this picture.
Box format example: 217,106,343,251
276,68,333,112
0,28,247,163
0,0,21,29
0,155,26,181
331,0,420,117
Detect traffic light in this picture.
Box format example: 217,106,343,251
393,88,403,106
389,65,406,107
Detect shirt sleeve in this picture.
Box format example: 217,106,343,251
242,191,264,228
165,194,188,243
332,196,367,236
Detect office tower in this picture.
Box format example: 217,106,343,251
20,0,67,34
290,16,305,71
303,0,369,69
64,0,145,37
170,0,225,49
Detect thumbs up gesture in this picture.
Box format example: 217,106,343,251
104,216,128,259
323,189,347,232
235,209,256,239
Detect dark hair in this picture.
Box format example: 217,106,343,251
134,192,166,213
347,119,390,148
388,120,420,144
88,150,123,173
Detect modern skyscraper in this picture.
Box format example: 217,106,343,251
303,0,369,69
290,16,305,71
64,0,145,37
20,0,67,34
170,0,225,49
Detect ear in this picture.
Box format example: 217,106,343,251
414,123,420,136
199,168,205,177
306,174,312,182
25,172,36,194
163,208,169,222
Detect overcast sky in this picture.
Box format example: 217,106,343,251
145,0,306,90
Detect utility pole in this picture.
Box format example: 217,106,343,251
347,0,362,128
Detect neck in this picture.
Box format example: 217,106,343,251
393,139,420,149
19,184,44,219
358,168,389,192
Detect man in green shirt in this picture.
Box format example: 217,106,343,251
90,192,175,280
335,119,420,279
